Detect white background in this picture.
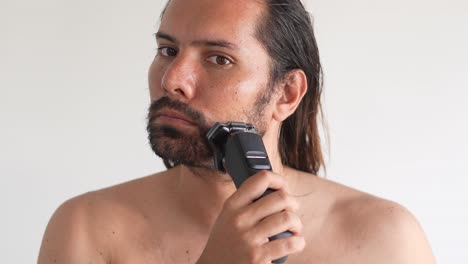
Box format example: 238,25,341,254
1,0,467,263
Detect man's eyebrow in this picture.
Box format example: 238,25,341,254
192,40,239,50
155,31,239,50
155,32,177,43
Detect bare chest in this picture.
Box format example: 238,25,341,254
112,237,357,264
114,241,312,264
110,217,359,264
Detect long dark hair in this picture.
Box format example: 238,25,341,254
255,0,326,175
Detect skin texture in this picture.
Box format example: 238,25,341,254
38,0,436,263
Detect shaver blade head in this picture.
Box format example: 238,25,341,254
206,122,257,172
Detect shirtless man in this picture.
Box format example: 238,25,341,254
38,0,436,263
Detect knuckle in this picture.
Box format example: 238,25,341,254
283,236,305,253
283,237,297,252
281,211,293,223
246,247,262,264
293,236,306,252
276,189,288,200
223,197,235,210
258,170,271,181
232,213,245,229
277,190,295,207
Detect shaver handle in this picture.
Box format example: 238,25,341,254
224,132,292,264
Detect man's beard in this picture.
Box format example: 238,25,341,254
146,88,273,169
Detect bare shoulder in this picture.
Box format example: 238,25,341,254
290,170,435,263
38,170,173,264
38,190,108,264
334,190,434,262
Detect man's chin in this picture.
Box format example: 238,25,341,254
181,162,233,182
170,159,216,170
150,130,213,164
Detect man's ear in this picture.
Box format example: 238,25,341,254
272,69,307,122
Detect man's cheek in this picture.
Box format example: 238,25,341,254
148,65,167,96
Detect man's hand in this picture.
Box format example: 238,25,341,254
196,170,305,264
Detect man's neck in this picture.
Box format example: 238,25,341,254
173,152,288,233
173,165,235,232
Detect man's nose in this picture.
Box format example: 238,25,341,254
161,54,197,102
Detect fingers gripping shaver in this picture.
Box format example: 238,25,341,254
207,122,292,264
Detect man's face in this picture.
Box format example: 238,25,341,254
147,0,276,168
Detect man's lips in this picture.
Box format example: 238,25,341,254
155,110,196,126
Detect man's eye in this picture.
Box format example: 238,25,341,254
157,47,177,57
207,55,232,66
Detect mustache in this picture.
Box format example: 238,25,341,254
147,97,211,133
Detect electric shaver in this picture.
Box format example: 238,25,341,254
206,122,292,264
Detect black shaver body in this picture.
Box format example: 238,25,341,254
207,122,292,264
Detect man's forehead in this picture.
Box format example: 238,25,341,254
159,0,265,45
